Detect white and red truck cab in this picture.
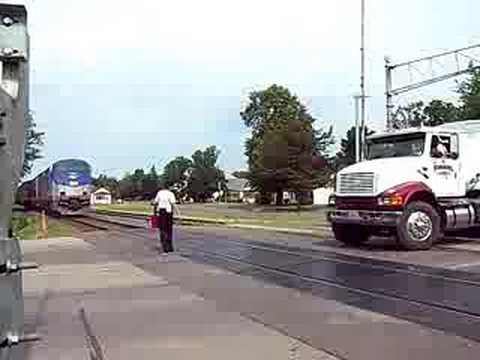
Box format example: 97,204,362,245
328,120,480,250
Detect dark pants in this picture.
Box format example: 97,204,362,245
158,208,174,253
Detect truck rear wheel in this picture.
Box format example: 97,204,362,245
332,224,369,246
396,201,440,250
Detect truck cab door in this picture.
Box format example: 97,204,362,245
429,134,462,197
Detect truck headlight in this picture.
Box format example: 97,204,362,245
378,195,403,207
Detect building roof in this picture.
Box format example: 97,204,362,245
94,187,111,195
226,178,249,192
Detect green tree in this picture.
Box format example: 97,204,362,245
392,100,461,129
457,67,480,119
287,119,318,205
335,126,375,170
253,125,289,204
143,166,160,198
131,169,145,198
313,125,335,187
391,101,427,129
424,100,462,125
23,111,44,176
187,146,225,202
162,156,193,198
241,85,333,204
118,169,146,199
93,174,120,198
118,173,135,199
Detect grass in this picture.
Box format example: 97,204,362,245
95,201,330,231
11,213,74,240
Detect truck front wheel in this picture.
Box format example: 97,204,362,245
396,201,440,250
332,224,369,246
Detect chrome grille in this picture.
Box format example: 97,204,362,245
338,172,375,195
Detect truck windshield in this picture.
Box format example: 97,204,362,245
366,132,426,160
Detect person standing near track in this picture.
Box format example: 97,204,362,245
152,186,178,254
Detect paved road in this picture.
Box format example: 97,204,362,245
21,225,480,359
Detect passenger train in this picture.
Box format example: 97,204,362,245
17,159,93,215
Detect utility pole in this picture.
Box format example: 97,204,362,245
385,57,393,131
360,0,366,160
353,95,361,163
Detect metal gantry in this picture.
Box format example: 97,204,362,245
385,44,480,130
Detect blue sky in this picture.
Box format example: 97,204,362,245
10,0,480,179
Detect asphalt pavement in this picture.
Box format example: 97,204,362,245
20,225,480,359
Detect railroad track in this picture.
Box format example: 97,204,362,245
90,209,333,230
60,213,147,233
81,211,480,342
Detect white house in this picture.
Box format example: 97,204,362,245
91,188,112,205
313,187,334,205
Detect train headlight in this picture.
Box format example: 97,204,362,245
2,16,14,27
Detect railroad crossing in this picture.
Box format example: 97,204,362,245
20,212,480,359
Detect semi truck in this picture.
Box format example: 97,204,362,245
327,120,480,250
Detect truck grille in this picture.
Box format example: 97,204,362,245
338,172,375,195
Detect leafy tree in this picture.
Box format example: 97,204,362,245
93,174,120,198
253,125,289,204
187,146,225,202
118,173,135,199
287,119,318,205
457,67,480,119
23,111,44,176
335,126,375,170
241,85,333,204
424,100,462,125
313,125,335,187
143,166,160,198
391,101,428,129
162,156,193,198
392,100,461,129
130,169,145,198
118,169,145,199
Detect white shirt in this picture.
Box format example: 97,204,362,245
154,189,176,213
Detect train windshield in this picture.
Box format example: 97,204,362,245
53,160,91,174
366,132,426,160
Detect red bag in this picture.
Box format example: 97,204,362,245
150,215,161,229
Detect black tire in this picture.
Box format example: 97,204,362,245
332,224,369,246
396,201,440,250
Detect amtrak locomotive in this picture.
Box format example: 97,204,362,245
18,159,93,215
